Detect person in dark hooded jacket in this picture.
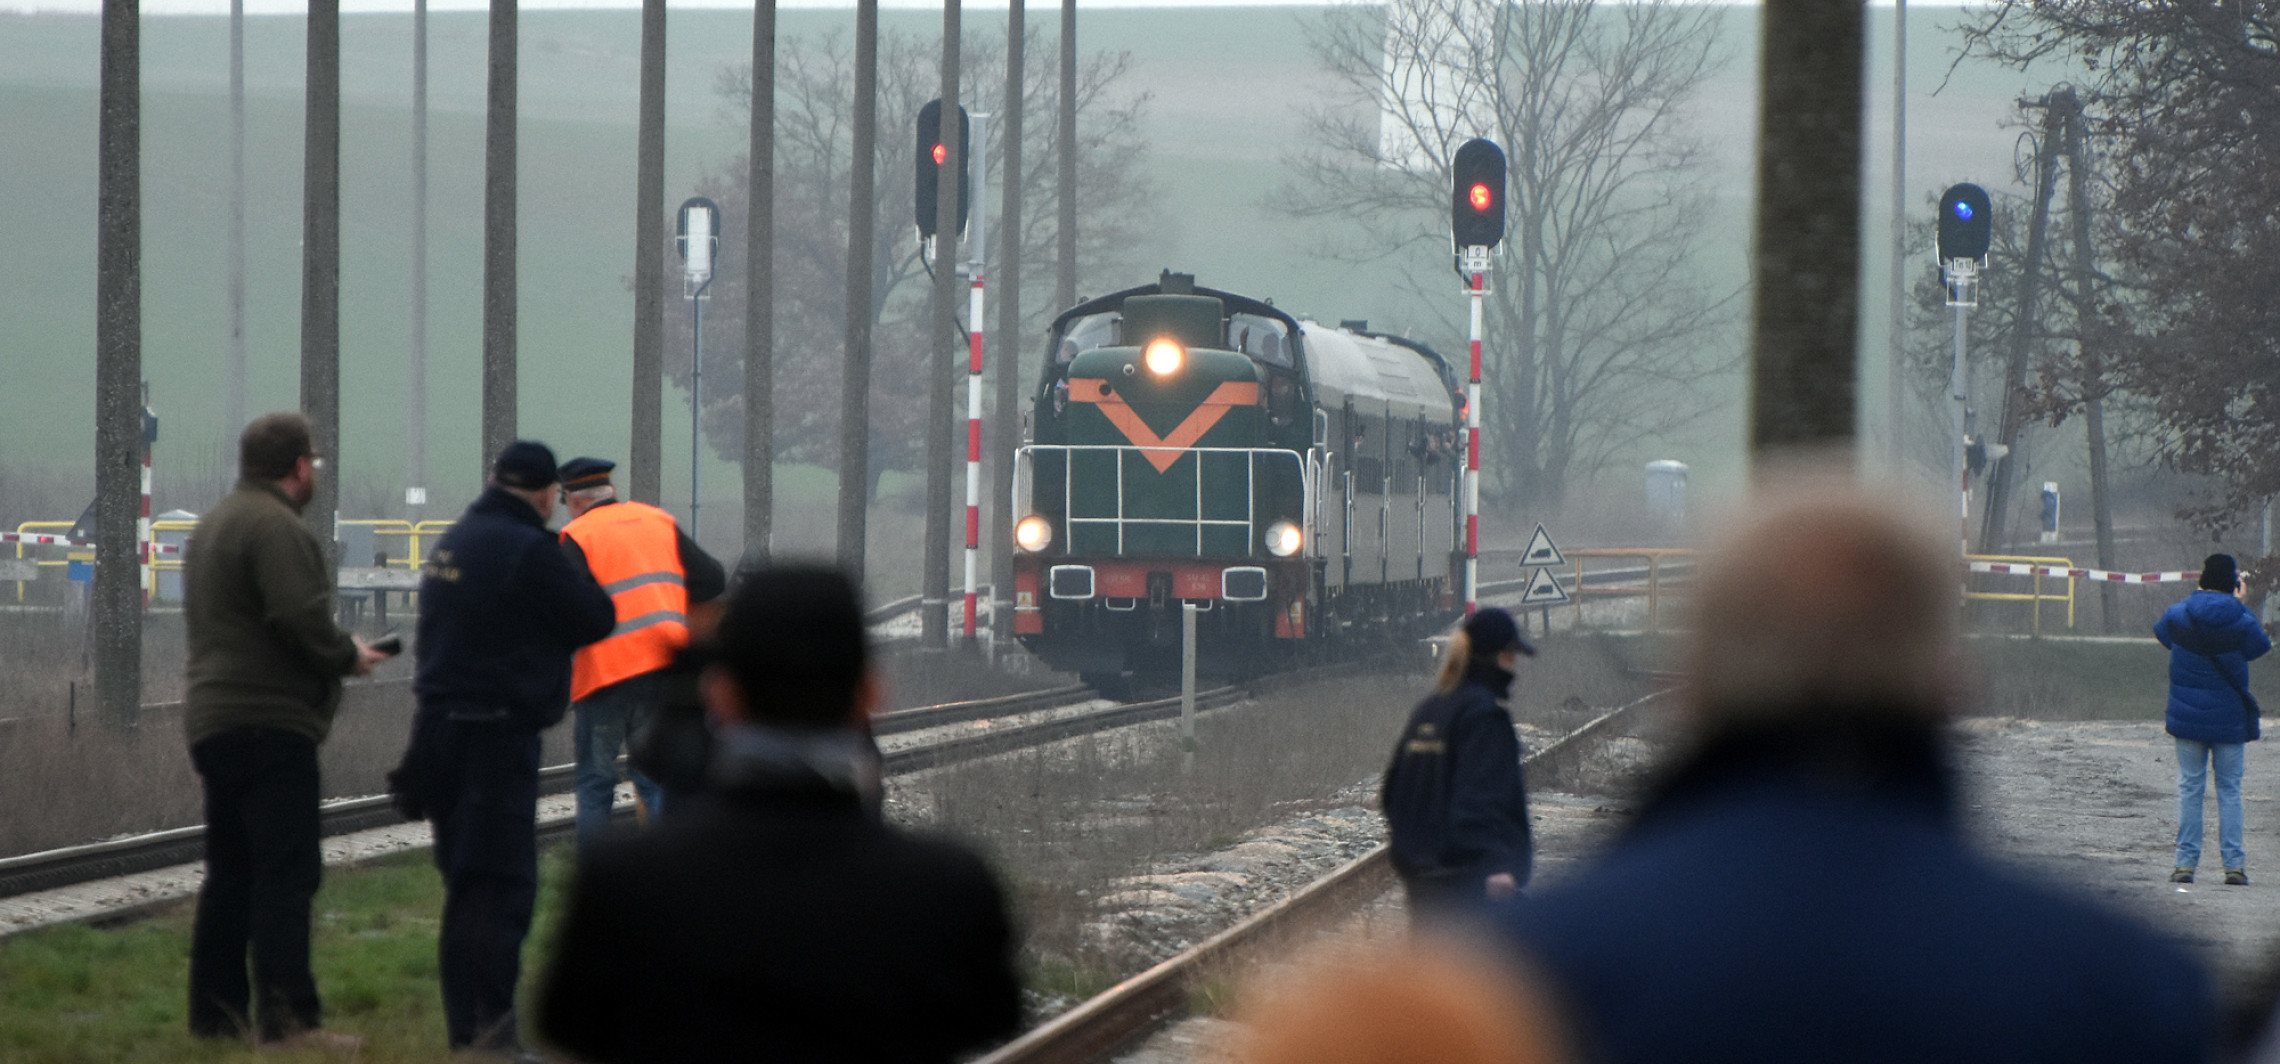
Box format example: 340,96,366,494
1382,607,1536,921
2156,553,2272,885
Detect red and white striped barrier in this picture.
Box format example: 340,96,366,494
1969,561,2197,584
0,531,181,554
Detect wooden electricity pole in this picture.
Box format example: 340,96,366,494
1980,94,2067,553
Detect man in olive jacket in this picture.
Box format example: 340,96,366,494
183,412,383,1048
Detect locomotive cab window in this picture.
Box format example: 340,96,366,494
1055,313,1120,363
1230,313,1292,368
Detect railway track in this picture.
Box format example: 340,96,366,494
0,680,1240,904
973,685,1673,1064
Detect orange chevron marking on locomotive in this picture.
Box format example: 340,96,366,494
1067,378,1261,472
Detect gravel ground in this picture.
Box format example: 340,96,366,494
1108,715,2280,1064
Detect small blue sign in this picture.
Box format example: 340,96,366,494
67,560,93,583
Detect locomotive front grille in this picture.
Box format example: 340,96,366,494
1015,445,1307,559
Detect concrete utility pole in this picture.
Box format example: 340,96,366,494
1748,0,1864,457
410,0,429,512
744,0,777,568
95,0,143,725
1054,0,1075,313
835,0,880,584
923,1,963,651
1885,0,1907,472
481,0,518,469
1980,93,2066,554
992,0,1025,648
630,0,665,505
226,0,246,439
301,0,342,554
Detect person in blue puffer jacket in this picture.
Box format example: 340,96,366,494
2155,553,2272,886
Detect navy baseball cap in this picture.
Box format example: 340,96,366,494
1464,607,1536,657
492,440,560,490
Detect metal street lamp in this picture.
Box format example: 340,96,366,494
677,196,720,540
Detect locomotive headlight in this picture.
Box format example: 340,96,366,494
1143,338,1184,376
1265,520,1303,557
1015,514,1054,553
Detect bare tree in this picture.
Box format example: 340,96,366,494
675,27,1152,505
1960,1,2280,535
1284,0,1734,511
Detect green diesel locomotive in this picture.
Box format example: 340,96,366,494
1011,272,1465,689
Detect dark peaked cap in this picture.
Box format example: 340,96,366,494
560,457,616,492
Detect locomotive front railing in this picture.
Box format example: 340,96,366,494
1014,445,1308,557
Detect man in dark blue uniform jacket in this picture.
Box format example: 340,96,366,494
1499,477,2214,1064
2156,553,2270,885
411,441,615,1057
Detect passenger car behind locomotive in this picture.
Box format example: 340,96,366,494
1011,272,1464,689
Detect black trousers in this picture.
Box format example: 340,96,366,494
430,718,542,1051
188,728,324,1041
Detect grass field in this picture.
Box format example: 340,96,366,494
0,848,576,1064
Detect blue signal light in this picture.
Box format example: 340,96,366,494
1953,202,1974,221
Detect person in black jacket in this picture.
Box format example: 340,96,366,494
1383,607,1536,921
410,441,615,1058
536,565,1023,1064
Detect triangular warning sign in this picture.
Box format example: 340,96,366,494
1521,566,1569,605
1520,524,1564,568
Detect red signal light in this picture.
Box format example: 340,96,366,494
932,143,947,166
1468,182,1493,212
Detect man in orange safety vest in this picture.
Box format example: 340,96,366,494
557,457,726,848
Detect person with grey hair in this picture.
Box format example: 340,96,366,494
1496,477,2214,1064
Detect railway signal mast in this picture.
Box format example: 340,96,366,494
917,99,986,643
1451,138,1506,617
1938,183,1991,553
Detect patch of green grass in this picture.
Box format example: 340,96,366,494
0,845,580,1063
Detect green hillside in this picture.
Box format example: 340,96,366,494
0,5,2072,562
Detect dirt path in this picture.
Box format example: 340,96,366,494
1955,717,2280,988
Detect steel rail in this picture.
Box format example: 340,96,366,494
972,685,1674,1064
0,684,1108,900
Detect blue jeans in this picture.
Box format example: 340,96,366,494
573,673,666,848
2175,737,2247,872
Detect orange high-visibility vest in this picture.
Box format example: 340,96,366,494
561,500,689,701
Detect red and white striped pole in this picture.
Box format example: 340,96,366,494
963,268,984,640
961,112,990,642
139,427,153,608
1463,269,1484,617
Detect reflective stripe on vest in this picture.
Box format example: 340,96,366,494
561,501,689,701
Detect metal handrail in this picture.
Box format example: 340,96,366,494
1015,445,1307,558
